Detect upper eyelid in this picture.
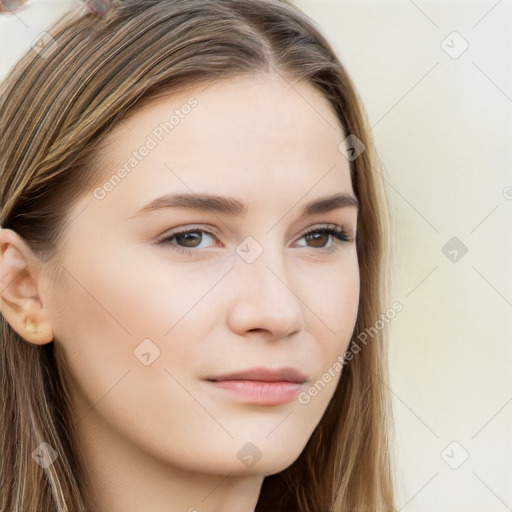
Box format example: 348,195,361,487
159,222,347,236
157,222,352,245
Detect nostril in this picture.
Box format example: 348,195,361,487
247,328,266,334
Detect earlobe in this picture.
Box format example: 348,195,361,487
0,228,54,345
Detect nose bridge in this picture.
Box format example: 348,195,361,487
237,232,290,292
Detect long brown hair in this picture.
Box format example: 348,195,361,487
0,1,395,510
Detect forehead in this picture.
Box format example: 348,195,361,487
86,73,354,219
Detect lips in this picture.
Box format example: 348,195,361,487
210,381,303,405
206,366,308,384
205,366,308,406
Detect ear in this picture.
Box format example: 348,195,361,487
0,228,54,345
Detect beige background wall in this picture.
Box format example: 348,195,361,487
1,1,511,510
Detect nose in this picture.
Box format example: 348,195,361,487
226,245,306,341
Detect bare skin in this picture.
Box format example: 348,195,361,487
0,73,360,512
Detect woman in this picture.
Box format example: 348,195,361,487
0,0,395,510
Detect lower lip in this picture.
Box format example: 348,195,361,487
207,380,303,405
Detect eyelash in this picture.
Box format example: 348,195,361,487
157,224,352,256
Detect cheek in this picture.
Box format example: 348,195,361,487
50,248,230,415
50,252,220,465
294,255,359,405
300,254,360,352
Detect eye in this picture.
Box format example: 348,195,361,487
157,228,218,255
156,223,352,255
295,224,352,251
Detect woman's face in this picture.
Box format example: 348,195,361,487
44,73,360,477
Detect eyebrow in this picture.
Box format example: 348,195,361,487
130,192,360,219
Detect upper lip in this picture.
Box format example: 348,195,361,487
206,366,308,384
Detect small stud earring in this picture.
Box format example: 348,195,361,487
25,320,40,334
